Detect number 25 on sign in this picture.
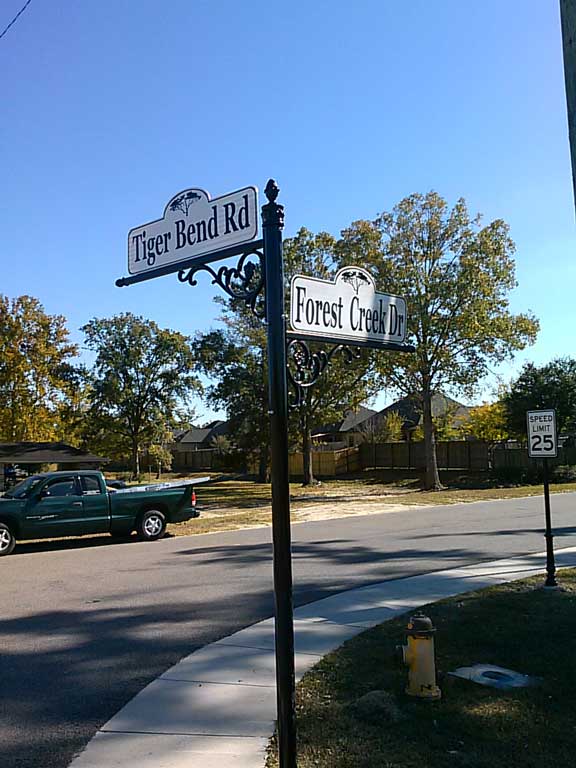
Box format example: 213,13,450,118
526,410,558,458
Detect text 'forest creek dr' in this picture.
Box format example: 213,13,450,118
293,286,405,338
290,267,408,345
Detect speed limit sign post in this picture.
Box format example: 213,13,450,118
527,409,558,588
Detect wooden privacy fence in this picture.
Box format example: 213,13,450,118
288,447,361,477
492,444,576,470
173,442,576,478
360,440,490,471
171,449,218,471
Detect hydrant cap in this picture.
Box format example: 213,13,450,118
406,613,435,635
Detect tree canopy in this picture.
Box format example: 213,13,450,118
193,228,380,484
0,295,78,442
284,228,379,484
82,313,199,477
192,309,270,481
503,358,576,439
462,400,509,443
337,192,539,488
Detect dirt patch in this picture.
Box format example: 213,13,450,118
197,498,423,526
292,500,423,523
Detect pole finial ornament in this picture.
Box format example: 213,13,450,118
262,178,284,229
264,178,279,203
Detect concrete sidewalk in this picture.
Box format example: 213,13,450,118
69,546,576,768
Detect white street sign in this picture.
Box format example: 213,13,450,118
127,186,258,275
527,409,558,458
290,267,407,346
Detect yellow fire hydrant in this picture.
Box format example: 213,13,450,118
398,613,441,700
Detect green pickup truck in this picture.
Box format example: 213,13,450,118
0,470,208,556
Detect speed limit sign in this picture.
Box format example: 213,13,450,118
527,410,558,458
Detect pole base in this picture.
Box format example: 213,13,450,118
405,684,441,700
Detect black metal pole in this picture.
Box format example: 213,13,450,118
543,457,557,588
560,0,576,212
262,179,297,767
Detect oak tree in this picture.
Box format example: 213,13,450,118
503,358,576,439
337,193,539,489
194,228,380,486
192,306,271,482
284,229,379,485
82,313,199,477
0,295,78,441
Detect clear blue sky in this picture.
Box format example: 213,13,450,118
2,0,574,421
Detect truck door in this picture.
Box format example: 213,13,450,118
78,474,110,534
23,475,85,538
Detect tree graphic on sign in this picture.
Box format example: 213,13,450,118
169,191,202,216
340,270,371,294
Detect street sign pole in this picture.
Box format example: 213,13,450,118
262,180,297,768
116,179,414,767
526,410,559,589
542,457,558,588
560,0,576,212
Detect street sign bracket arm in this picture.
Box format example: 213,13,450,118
115,239,265,289
285,333,415,408
286,336,363,408
286,331,415,353
178,245,265,317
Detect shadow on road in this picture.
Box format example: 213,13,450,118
175,538,488,570
0,581,273,768
10,532,176,557
408,526,576,540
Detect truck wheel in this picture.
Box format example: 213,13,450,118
0,523,16,556
137,510,166,541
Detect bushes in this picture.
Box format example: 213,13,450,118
552,465,576,483
491,466,541,486
491,464,576,486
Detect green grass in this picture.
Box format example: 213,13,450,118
166,472,576,537
266,570,576,768
178,471,576,509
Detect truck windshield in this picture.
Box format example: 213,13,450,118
4,476,43,499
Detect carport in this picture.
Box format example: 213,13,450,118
0,442,108,490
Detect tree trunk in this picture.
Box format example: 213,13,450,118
257,444,270,483
422,385,442,490
131,440,140,480
301,409,316,486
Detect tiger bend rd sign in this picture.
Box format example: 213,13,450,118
290,267,408,347
127,186,258,276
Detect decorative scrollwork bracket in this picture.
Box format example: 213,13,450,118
177,245,265,317
286,336,363,408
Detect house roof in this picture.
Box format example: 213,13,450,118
0,442,108,465
177,427,212,444
176,420,229,446
312,406,377,437
375,393,472,429
312,394,472,438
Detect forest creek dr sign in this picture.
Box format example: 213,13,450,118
127,186,258,275
290,267,407,346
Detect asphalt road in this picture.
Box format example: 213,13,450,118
2,493,576,768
